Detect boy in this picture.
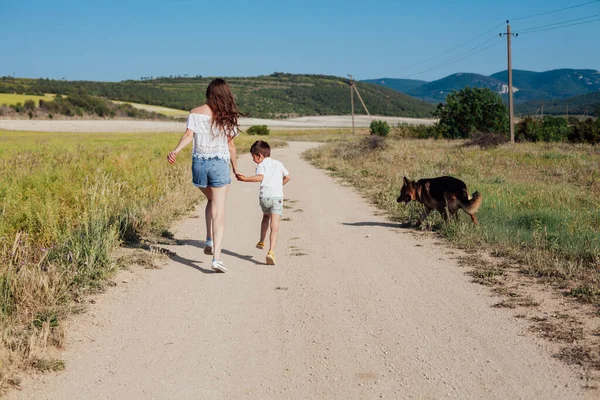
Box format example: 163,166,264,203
236,140,290,265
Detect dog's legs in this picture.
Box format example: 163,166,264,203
418,206,431,225
469,213,479,225
438,206,449,221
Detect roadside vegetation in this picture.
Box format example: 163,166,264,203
0,130,284,391
427,87,600,144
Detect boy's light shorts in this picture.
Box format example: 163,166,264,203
259,197,283,215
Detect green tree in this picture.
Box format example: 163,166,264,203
435,86,508,139
369,120,390,137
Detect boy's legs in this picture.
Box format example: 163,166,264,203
268,214,280,252
260,214,270,244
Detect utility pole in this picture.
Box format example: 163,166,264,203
566,103,568,121
500,21,517,143
541,100,544,117
349,74,355,134
348,74,372,134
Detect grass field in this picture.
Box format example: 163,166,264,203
0,93,55,106
0,130,284,390
306,137,600,306
111,100,189,117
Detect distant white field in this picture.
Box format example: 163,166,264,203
0,115,436,133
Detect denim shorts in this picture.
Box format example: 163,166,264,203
192,158,231,188
259,197,283,215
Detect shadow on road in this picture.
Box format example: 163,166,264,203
342,221,410,229
167,252,216,274
179,239,264,266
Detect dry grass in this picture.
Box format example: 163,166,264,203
271,128,367,142
0,130,283,391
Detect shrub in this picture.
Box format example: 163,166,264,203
516,116,570,143
361,134,388,151
10,102,23,113
370,120,390,137
23,99,36,112
465,132,509,149
435,87,508,139
247,125,270,135
569,118,599,144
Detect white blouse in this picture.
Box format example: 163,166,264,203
186,113,238,162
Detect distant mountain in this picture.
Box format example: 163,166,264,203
491,69,600,102
361,78,427,95
365,68,600,106
409,73,510,103
516,91,600,116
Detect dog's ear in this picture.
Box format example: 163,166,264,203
403,176,409,186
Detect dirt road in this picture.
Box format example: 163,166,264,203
0,115,434,133
12,142,592,399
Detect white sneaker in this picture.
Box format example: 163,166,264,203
211,259,227,273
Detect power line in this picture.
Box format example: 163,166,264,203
511,0,600,22
402,38,504,79
519,12,600,33
519,16,600,34
371,22,504,77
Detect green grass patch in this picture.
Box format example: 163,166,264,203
0,93,55,106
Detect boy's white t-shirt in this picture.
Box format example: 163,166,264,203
256,157,289,198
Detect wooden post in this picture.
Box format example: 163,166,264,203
349,75,355,134
353,84,372,119
507,22,515,143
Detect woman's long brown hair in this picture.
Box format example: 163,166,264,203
206,78,245,139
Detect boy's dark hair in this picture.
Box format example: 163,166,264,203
250,140,271,157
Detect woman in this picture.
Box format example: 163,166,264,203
168,78,241,273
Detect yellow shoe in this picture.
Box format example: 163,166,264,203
256,241,265,250
266,251,276,265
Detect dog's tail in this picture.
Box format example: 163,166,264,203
459,190,483,215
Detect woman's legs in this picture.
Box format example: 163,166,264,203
199,187,214,244
205,199,213,241
207,185,229,261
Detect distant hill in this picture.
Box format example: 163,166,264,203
361,78,427,95
491,69,600,102
0,74,435,118
364,68,600,106
409,73,509,103
516,91,600,116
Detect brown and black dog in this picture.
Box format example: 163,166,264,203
397,176,483,224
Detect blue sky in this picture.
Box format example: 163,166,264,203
1,0,599,82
